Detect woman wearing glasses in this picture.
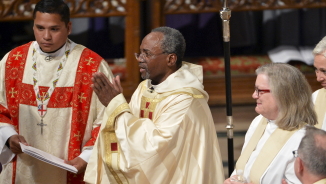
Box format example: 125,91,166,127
312,36,326,130
224,63,317,184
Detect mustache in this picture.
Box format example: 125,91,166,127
139,63,146,68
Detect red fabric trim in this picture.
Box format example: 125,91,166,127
84,126,100,147
12,156,17,183
67,48,102,184
5,42,31,130
5,42,31,184
19,84,74,108
0,105,11,124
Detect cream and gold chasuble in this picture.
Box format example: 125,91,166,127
85,62,225,184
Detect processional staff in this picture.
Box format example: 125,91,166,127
220,0,234,176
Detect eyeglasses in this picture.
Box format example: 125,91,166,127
292,150,298,158
254,87,271,97
134,52,166,61
314,67,326,76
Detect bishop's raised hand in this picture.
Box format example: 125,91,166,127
91,72,122,107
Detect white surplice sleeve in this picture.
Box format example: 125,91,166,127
0,126,16,165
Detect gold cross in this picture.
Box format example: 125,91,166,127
9,88,18,98
74,131,81,141
13,51,22,60
78,93,86,102
77,66,84,72
85,57,94,65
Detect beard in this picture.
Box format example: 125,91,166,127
141,68,150,80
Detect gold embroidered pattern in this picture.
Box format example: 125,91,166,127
140,87,205,119
85,57,95,65
8,68,19,79
78,93,86,103
103,102,130,184
9,87,18,98
140,96,161,119
168,91,204,99
13,51,22,60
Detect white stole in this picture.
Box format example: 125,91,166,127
236,118,298,183
314,88,326,129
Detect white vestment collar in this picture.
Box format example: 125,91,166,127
146,61,208,100
33,39,77,59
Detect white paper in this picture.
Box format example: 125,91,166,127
19,143,78,174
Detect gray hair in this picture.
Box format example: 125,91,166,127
256,63,317,130
151,27,186,68
298,126,326,177
313,36,326,57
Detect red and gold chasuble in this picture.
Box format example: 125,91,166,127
1,42,102,184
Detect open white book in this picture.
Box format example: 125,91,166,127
19,143,78,174
268,45,314,65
